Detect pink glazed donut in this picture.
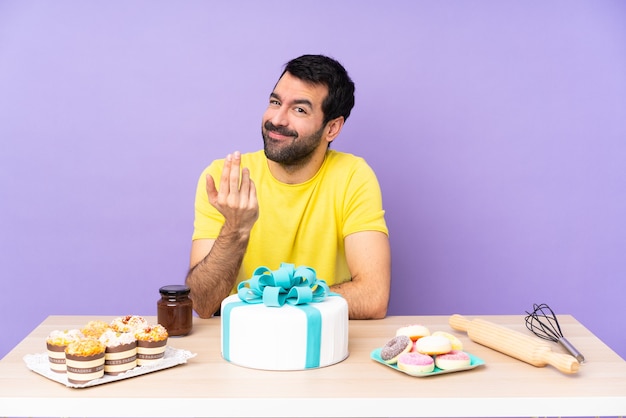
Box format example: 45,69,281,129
435,350,471,370
397,352,435,375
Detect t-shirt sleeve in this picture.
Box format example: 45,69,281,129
341,159,388,237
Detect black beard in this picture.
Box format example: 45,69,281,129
262,121,325,166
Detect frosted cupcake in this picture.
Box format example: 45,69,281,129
64,338,106,384
81,320,111,339
46,329,84,373
110,315,149,333
135,324,168,366
99,330,138,375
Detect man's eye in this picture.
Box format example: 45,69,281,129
294,107,306,114
269,99,280,106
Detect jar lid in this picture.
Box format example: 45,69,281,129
159,285,191,296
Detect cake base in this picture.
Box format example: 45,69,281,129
221,294,349,370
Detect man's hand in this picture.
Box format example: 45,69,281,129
206,151,259,234
186,151,259,318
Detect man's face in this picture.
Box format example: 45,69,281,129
262,72,329,166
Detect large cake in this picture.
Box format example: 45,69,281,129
221,263,349,370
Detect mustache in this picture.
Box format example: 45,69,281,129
264,121,298,138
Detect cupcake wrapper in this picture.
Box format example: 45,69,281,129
104,342,137,375
136,339,167,365
46,343,67,373
66,352,105,384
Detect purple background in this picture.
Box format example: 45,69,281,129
1,1,625,360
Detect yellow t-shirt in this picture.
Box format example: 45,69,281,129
192,149,388,290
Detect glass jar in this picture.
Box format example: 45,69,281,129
157,285,193,336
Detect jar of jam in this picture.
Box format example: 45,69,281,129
157,285,193,336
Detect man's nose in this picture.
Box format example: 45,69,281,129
269,106,289,127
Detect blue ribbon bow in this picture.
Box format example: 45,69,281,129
237,262,330,307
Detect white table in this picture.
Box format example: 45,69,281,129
1,314,625,417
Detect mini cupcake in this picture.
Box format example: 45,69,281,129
81,320,111,339
64,338,106,384
110,315,149,333
99,330,138,375
45,329,84,373
135,324,168,366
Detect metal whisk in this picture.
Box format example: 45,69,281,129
525,303,585,363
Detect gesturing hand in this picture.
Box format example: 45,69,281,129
205,151,259,233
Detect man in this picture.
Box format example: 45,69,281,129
186,54,390,319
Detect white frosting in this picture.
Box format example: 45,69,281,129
110,316,148,333
46,329,84,344
99,330,136,347
414,335,452,355
221,294,349,370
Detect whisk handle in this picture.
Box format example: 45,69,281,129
558,337,585,363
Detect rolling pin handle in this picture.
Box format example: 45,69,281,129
543,350,580,374
449,314,470,332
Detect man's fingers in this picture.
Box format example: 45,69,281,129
239,167,251,198
229,151,242,192
219,153,233,195
209,151,257,213
248,177,258,215
205,174,218,204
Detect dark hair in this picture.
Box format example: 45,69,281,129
281,54,355,125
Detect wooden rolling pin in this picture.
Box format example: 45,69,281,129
449,314,580,374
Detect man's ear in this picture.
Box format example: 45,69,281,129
325,116,345,144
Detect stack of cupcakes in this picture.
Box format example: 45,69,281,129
45,315,169,384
